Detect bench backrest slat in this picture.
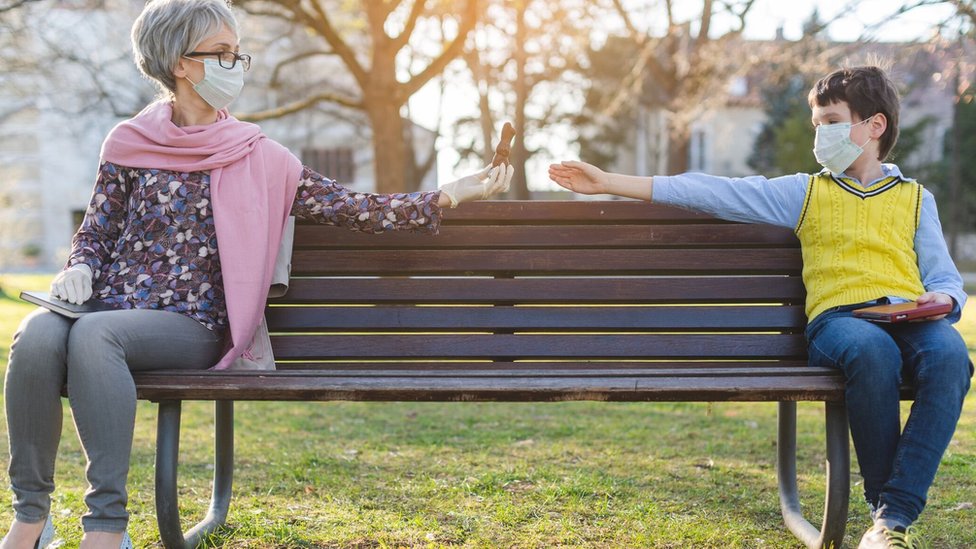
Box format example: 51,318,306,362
296,224,800,248
276,276,806,303
293,248,802,275
265,305,806,331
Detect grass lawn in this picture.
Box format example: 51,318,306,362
0,273,974,548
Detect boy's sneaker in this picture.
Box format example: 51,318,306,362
857,524,928,549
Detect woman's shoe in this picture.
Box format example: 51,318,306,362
34,517,54,549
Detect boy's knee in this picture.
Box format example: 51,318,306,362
912,328,972,392
816,322,900,376
922,348,971,386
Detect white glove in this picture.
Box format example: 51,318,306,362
51,264,94,305
439,164,515,208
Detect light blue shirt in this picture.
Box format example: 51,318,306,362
651,164,966,322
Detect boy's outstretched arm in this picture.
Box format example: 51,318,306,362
548,161,652,201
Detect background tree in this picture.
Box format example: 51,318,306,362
576,0,759,175
746,10,831,176
237,0,480,193
453,0,590,198
747,74,819,175
0,0,149,272
925,34,976,255
944,3,976,256
573,34,640,171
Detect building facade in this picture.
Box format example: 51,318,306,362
0,1,439,271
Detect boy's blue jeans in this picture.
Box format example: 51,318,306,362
806,302,973,527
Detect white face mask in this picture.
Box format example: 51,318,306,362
183,57,244,110
812,117,873,175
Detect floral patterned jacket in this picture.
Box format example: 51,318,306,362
67,162,443,332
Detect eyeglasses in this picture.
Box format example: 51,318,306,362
185,51,251,71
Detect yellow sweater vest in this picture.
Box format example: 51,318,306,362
795,172,925,321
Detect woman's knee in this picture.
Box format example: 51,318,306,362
7,309,71,378
66,314,121,358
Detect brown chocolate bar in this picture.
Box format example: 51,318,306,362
491,122,516,167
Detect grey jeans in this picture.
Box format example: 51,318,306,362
5,308,223,533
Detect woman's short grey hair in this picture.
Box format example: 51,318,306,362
132,0,239,97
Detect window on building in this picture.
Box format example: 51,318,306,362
688,129,708,172
302,148,355,183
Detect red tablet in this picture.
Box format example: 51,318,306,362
852,300,952,323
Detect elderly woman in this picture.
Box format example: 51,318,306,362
1,0,513,547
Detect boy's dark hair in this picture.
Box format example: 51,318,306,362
808,66,900,161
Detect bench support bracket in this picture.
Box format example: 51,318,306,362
778,401,849,549
155,400,235,549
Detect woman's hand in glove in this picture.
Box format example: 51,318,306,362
438,164,515,208
50,264,93,305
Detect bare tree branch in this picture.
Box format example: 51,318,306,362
610,0,639,37
237,6,294,22
400,0,479,102
699,0,714,43
269,50,338,87
0,0,38,14
238,92,364,122
302,0,370,88
390,0,429,52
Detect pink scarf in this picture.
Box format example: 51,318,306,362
101,101,302,370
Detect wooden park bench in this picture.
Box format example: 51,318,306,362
131,200,852,549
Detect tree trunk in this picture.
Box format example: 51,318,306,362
365,97,410,194
463,48,496,163
667,124,690,175
947,72,963,256
364,35,409,195
478,93,494,163
510,2,530,200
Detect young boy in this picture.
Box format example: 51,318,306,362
549,65,972,549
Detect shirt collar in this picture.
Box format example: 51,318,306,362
824,163,912,187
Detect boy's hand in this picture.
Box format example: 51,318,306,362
916,291,954,321
548,161,611,195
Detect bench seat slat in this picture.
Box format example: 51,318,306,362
224,367,834,377
297,224,800,248
269,334,807,359
133,372,844,402
275,276,806,304
265,305,806,331
292,248,803,275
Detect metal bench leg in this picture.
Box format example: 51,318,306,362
778,401,850,549
156,400,235,549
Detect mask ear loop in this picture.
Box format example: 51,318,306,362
181,56,201,87
855,115,877,148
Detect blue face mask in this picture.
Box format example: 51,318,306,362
183,57,244,110
812,117,873,175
